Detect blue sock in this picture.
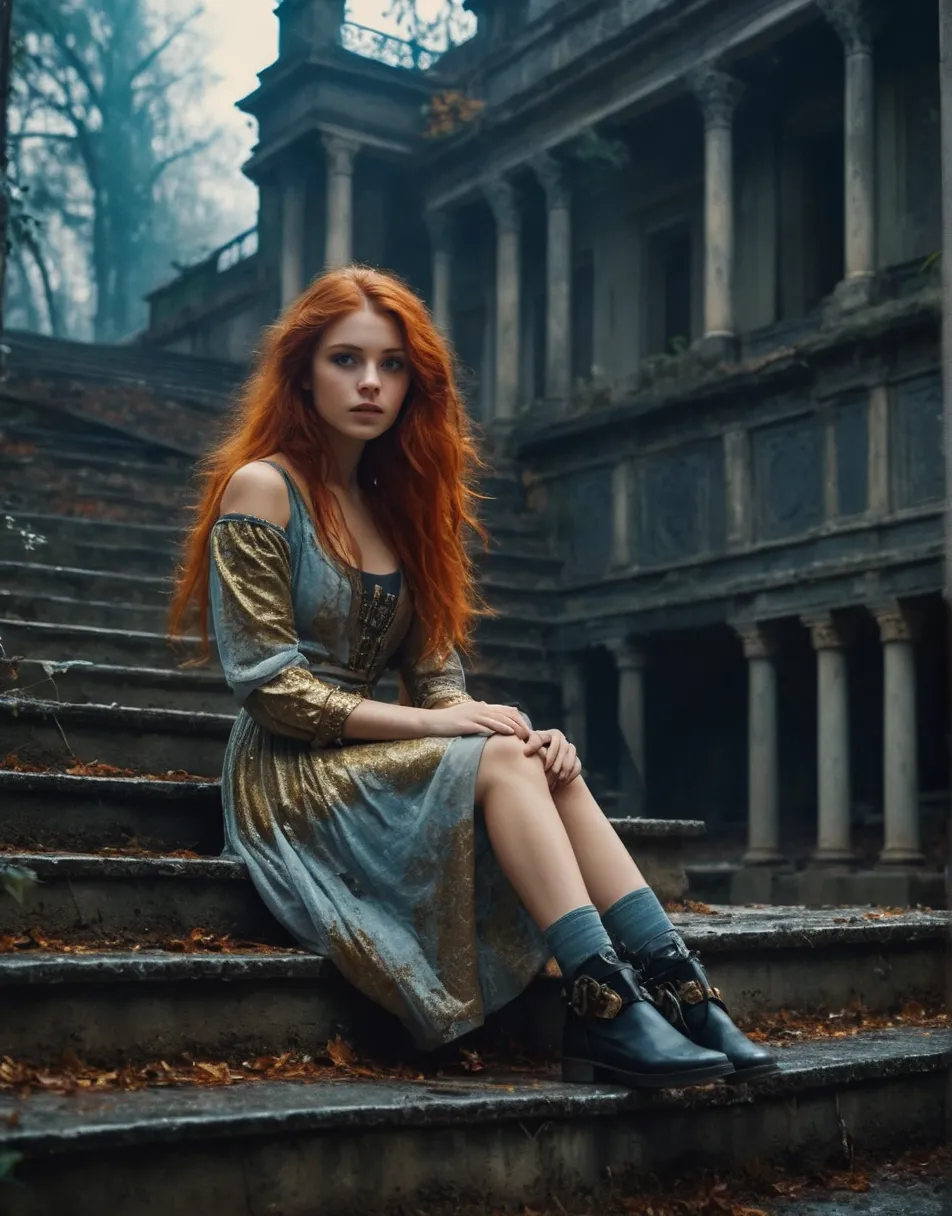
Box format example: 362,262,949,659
543,904,614,978
602,887,682,963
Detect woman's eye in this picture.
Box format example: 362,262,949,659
331,353,355,366
383,358,405,372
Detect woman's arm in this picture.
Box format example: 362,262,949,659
213,464,430,745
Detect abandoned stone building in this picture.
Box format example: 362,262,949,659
143,0,947,903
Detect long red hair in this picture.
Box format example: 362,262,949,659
167,265,494,665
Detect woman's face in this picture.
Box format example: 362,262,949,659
307,302,411,443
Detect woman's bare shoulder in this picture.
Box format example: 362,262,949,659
219,460,290,527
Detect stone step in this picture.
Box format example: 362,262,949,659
0,1028,946,1215
0,771,222,853
0,698,231,776
0,590,167,633
0,560,171,606
0,618,202,668
0,442,189,482
0,616,549,684
1,474,188,524
0,530,176,575
3,659,236,714
0,894,943,1064
0,511,181,551
0,772,698,893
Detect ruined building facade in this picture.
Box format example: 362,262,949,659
145,0,947,898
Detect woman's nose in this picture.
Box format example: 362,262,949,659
358,363,381,390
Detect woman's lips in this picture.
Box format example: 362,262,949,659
351,405,383,414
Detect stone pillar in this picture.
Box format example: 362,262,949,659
690,66,743,359
561,654,587,766
531,153,572,404
737,624,782,863
323,134,359,269
819,0,876,307
875,604,923,863
607,639,646,817
805,615,854,862
280,177,307,307
425,209,453,337
484,178,521,422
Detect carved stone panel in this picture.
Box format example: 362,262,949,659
835,394,868,518
891,373,943,509
639,440,725,565
751,417,825,541
566,468,613,577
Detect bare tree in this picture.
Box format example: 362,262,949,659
383,0,475,54
9,0,217,341
0,0,15,335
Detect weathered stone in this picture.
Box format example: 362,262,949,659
0,1030,946,1216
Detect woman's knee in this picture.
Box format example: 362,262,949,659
475,732,546,802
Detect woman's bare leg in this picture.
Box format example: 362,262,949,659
474,733,592,929
550,775,650,912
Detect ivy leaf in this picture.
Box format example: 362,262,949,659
0,865,39,904
0,1151,24,1182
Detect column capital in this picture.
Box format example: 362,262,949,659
605,638,646,672
873,602,917,643
483,177,520,233
424,207,453,252
803,613,849,650
689,65,744,130
735,623,774,660
322,133,360,177
818,0,875,55
531,152,570,209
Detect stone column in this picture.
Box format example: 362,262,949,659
819,0,876,306
280,177,307,307
425,209,453,337
805,615,854,862
607,639,646,817
875,604,923,863
323,134,359,269
484,178,521,422
690,66,743,359
531,153,572,404
561,654,587,766
737,624,782,863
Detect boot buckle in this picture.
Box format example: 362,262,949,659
570,976,624,1019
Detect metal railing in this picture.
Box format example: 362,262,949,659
339,21,442,71
215,227,259,275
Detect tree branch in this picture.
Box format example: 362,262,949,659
130,8,201,85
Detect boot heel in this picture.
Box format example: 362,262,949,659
562,1058,596,1083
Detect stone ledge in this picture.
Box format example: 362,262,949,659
1,1030,947,1154
0,771,219,801
611,816,706,839
0,904,944,983
0,851,246,881
0,696,233,736
0,558,170,588
0,950,328,986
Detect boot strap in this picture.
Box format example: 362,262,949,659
645,956,727,1030
569,975,625,1019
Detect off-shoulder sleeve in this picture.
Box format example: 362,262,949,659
391,616,474,711
209,516,364,746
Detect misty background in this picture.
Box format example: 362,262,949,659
5,0,474,343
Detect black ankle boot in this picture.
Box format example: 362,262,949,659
561,947,734,1088
625,936,779,1084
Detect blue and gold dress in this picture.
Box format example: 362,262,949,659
209,461,549,1048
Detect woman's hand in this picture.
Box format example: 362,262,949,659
425,701,531,740
523,728,581,792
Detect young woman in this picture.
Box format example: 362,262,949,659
168,266,777,1089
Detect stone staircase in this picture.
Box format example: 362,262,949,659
0,374,948,1213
